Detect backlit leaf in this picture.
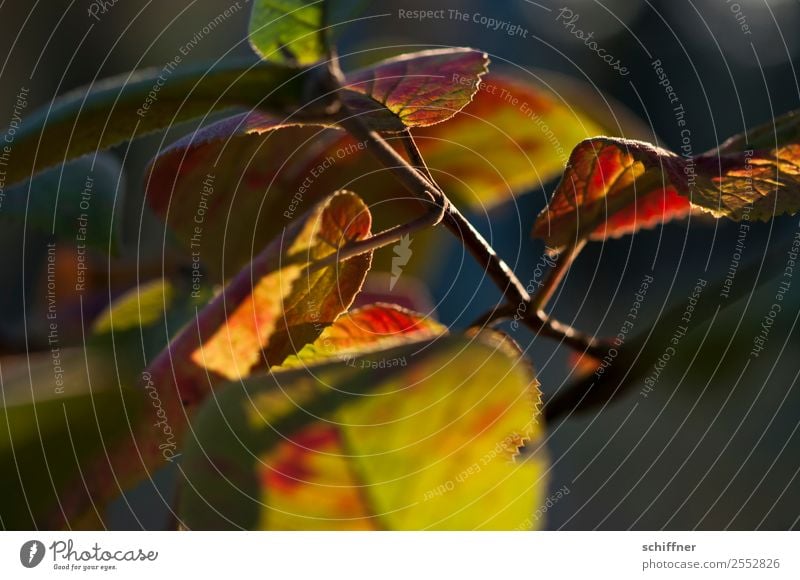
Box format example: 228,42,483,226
534,110,800,250
3,60,307,187
179,331,547,530
414,72,648,208
249,0,327,65
147,190,373,409
278,302,446,368
147,72,638,277
694,109,800,220
340,48,489,132
50,192,372,528
532,138,690,249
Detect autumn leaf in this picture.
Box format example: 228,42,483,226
414,71,650,209
178,330,547,530
147,190,373,408
147,70,641,278
532,138,690,249
340,48,489,132
533,109,800,250
694,109,800,220
278,302,447,368
50,191,373,529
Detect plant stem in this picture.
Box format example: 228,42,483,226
308,202,445,272
530,239,587,313
337,109,601,354
470,302,608,358
400,129,436,184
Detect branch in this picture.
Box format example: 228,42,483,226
321,49,601,354
530,240,587,312
308,202,446,272
470,302,609,359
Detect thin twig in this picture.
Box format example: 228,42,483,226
400,129,436,184
334,80,600,354
530,239,587,313
308,202,446,272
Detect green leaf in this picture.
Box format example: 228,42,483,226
3,60,306,187
179,331,547,530
249,0,327,65
1,153,124,253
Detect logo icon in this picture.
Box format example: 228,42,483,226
390,234,413,290
20,540,45,568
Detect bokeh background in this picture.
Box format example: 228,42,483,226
1,0,799,529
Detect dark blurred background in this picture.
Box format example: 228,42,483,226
1,0,799,530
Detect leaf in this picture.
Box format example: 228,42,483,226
413,71,651,208
91,278,175,335
694,109,800,220
249,0,327,65
146,71,635,278
340,48,489,132
532,138,690,249
3,60,307,187
179,331,547,530
157,190,374,400
278,302,447,368
51,192,374,528
1,153,124,252
534,110,800,250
